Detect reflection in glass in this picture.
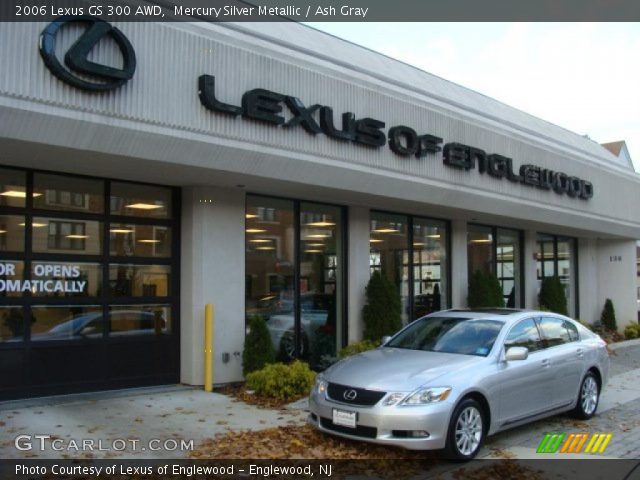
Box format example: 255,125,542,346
31,262,101,297
0,215,25,252
33,173,104,213
32,217,102,255
300,203,342,368
110,224,171,257
370,212,409,324
0,306,25,342
111,182,172,219
245,196,295,361
109,264,170,297
497,229,521,308
30,305,103,341
412,219,448,319
467,225,494,278
0,261,25,298
536,234,576,317
109,305,171,336
0,168,27,208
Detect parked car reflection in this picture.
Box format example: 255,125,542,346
31,310,168,340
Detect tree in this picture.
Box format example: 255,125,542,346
242,315,276,376
362,271,402,341
468,270,504,308
600,298,617,332
539,276,568,316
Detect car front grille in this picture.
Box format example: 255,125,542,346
327,383,386,406
319,417,377,439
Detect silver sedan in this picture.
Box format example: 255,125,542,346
308,309,609,460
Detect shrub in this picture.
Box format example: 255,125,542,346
600,298,617,332
539,276,568,316
242,315,276,376
624,324,640,339
468,270,504,308
245,360,316,401
362,271,402,342
338,339,379,359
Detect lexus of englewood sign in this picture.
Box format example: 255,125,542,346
39,16,594,200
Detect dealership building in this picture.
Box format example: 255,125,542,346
0,18,639,399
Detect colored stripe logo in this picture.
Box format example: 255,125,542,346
537,432,612,454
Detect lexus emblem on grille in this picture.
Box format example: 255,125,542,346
343,389,358,401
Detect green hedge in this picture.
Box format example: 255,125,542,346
242,315,276,376
245,360,316,401
362,271,402,341
338,339,379,359
539,276,568,315
468,270,504,308
601,299,617,332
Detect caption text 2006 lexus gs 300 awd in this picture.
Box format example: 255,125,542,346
309,309,609,460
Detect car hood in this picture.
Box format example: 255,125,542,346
324,347,482,392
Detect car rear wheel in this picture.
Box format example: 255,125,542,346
571,372,600,419
443,398,485,461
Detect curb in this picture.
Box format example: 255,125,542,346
607,338,640,351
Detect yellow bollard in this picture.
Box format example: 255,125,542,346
204,304,214,392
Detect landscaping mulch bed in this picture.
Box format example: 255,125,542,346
214,383,305,409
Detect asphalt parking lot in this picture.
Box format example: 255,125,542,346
1,340,639,460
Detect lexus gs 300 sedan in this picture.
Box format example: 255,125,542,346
309,309,609,460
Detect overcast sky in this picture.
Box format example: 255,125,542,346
306,22,639,172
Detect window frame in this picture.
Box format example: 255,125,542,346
0,165,180,347
370,209,452,323
468,223,525,308
503,317,544,353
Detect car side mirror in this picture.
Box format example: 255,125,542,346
505,346,528,361
381,336,391,346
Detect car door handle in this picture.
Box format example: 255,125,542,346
541,359,550,367
576,348,584,357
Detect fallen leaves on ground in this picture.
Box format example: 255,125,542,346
190,424,426,460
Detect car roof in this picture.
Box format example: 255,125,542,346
429,308,570,325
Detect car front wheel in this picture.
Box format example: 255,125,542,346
571,372,600,419
443,398,485,461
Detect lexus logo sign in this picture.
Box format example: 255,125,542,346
343,389,357,401
39,16,136,92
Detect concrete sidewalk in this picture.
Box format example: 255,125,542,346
1,340,639,460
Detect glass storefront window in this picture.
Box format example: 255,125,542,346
110,224,171,257
0,261,25,298
30,305,103,341
0,215,25,252
467,224,522,308
109,305,171,336
370,212,409,324
300,203,342,368
245,197,296,361
412,218,448,319
0,168,26,208
31,262,101,297
32,217,102,255
109,264,170,297
537,234,577,317
0,306,25,342
33,173,104,213
497,229,521,308
111,182,172,219
467,225,494,277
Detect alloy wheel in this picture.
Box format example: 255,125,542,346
454,406,483,456
581,375,598,415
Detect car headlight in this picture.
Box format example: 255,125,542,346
402,387,451,405
382,392,406,406
314,375,328,395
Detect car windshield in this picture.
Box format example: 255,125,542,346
386,316,504,356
